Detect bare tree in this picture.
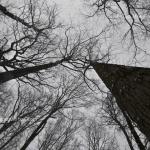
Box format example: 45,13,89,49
38,112,83,150
2,1,150,149
85,0,150,59
0,0,103,85
0,73,92,150
83,118,120,150
82,0,150,144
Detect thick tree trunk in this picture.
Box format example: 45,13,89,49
93,63,150,141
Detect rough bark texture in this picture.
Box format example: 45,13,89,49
93,63,150,141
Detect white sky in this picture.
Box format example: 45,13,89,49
54,0,83,23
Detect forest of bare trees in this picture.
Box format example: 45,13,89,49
0,0,150,149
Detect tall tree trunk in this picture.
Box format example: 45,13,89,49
93,63,150,141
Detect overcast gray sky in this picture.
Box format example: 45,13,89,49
54,0,150,68
1,0,146,149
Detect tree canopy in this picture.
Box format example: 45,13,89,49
0,0,150,149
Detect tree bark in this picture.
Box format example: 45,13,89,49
93,63,150,141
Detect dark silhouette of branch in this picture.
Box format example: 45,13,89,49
0,56,71,84
0,4,40,32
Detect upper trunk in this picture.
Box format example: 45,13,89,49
0,58,66,84
93,63,150,141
